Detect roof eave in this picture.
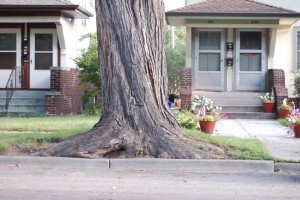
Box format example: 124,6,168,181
166,12,300,18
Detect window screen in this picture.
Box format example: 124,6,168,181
297,32,300,69
240,53,261,71
0,33,16,69
199,32,221,50
240,32,262,50
199,53,220,71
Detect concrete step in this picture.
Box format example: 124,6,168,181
192,91,265,99
0,97,45,105
0,91,45,98
226,112,277,119
210,98,262,106
221,105,263,112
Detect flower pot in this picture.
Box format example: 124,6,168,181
199,120,216,134
263,102,275,113
293,125,300,138
175,101,181,108
277,108,291,119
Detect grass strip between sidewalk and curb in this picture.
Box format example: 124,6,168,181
184,129,274,160
0,116,273,161
0,115,99,153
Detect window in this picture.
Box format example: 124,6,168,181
240,32,262,50
0,33,17,69
297,32,300,69
35,34,53,70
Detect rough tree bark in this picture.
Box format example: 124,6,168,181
39,0,219,159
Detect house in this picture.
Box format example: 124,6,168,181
166,0,300,118
0,0,95,116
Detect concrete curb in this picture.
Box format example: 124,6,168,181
0,156,278,173
275,163,300,174
0,156,109,169
109,159,274,173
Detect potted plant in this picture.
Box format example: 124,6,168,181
191,96,227,134
277,99,292,118
258,93,275,113
287,109,300,138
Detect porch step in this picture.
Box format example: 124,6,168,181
0,91,45,117
225,112,277,119
193,91,276,119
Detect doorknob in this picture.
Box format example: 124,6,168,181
30,60,32,64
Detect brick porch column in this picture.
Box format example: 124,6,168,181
180,68,192,109
268,69,288,111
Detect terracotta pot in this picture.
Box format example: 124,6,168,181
199,120,216,134
175,101,181,108
293,125,300,138
277,108,291,119
263,102,275,113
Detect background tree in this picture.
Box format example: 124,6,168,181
165,26,186,94
40,0,215,159
75,33,102,115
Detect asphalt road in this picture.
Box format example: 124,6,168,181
0,164,299,200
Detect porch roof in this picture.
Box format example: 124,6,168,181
166,0,300,26
0,0,93,19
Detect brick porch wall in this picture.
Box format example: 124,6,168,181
45,67,83,116
268,69,288,111
180,68,192,109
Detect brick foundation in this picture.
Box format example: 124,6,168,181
45,67,83,116
268,69,288,111
180,68,192,109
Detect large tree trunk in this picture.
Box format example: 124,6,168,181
39,0,219,159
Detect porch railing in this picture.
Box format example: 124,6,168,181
5,66,17,110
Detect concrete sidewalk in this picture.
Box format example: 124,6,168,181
215,119,300,161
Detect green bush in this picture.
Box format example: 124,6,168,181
176,110,198,129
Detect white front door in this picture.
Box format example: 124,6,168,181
30,29,58,89
235,29,266,91
0,29,21,88
195,30,225,91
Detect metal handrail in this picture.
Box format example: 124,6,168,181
5,66,17,110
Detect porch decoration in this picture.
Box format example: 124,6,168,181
258,93,275,113
277,99,292,119
287,109,300,138
191,95,228,134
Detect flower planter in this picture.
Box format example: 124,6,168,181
293,125,300,138
199,120,216,134
277,108,291,119
263,102,275,113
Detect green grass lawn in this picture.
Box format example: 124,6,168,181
0,116,273,160
0,115,99,153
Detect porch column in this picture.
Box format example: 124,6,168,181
226,28,234,92
269,28,278,69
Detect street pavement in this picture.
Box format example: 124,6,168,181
215,119,300,161
0,157,299,200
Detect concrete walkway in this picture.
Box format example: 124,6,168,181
215,119,300,161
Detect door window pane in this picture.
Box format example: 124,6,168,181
35,34,53,51
199,53,220,71
240,32,262,50
0,33,16,50
35,53,52,70
199,32,221,50
240,53,261,71
0,52,16,69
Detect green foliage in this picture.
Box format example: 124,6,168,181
74,33,101,115
199,115,216,122
165,25,186,94
176,110,198,129
278,118,290,127
294,72,300,98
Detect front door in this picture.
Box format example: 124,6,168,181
235,29,266,91
30,29,57,89
195,30,225,91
